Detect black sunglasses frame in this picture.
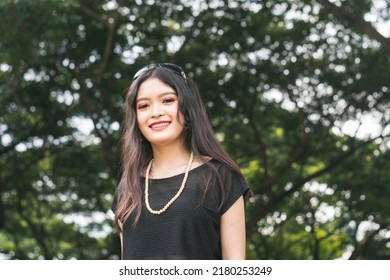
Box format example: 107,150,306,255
132,63,187,84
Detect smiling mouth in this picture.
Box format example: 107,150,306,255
150,121,171,129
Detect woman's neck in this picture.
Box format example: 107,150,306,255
149,145,192,179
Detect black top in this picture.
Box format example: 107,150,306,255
112,159,249,260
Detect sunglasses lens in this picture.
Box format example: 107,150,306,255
160,63,181,74
161,63,187,83
132,64,155,80
132,63,187,84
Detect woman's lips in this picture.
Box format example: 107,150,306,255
149,121,171,130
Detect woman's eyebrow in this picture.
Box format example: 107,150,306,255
136,91,177,102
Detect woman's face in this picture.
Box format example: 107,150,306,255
135,77,185,148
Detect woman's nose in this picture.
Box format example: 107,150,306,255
151,103,163,118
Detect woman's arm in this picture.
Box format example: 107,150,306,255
220,196,246,259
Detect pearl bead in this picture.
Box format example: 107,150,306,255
145,152,194,215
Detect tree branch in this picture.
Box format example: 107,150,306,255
0,131,31,156
16,196,51,259
348,227,381,259
73,71,118,179
78,1,125,87
0,179,4,229
262,109,309,191
171,8,210,62
246,110,270,180
317,0,390,51
78,4,109,27
247,136,377,235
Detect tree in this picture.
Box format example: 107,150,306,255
0,0,388,259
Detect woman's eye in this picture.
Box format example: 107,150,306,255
137,103,149,109
163,98,176,103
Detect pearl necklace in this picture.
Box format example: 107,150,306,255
145,152,194,215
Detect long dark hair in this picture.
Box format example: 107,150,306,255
114,64,242,232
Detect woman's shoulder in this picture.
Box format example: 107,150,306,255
196,158,246,187
206,158,240,174
195,157,225,172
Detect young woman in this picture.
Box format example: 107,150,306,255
112,63,249,260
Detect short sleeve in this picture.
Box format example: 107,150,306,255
218,165,250,214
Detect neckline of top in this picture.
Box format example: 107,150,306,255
143,158,216,181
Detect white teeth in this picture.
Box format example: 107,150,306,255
151,122,170,128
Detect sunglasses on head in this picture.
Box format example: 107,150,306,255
133,63,187,84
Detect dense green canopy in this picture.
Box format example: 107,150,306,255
0,0,389,259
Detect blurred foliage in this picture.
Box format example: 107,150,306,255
0,0,389,259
